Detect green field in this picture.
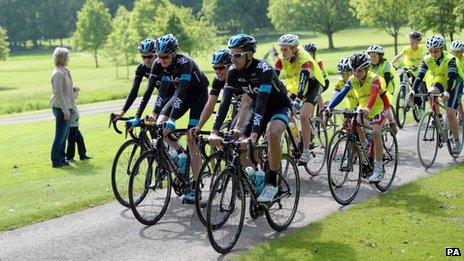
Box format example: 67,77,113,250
237,162,464,260
0,27,427,115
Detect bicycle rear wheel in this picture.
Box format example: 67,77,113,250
195,150,225,226
304,119,328,176
395,85,406,129
417,111,439,168
111,139,143,207
206,168,245,254
376,128,398,191
265,154,300,231
128,150,172,225
327,136,362,205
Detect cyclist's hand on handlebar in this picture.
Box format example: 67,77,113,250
190,126,201,136
208,132,222,148
113,111,125,122
230,127,241,140
126,116,140,130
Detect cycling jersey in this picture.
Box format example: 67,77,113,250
329,71,388,119
401,45,425,68
274,50,325,96
121,63,151,112
213,58,291,133
334,79,357,110
414,50,464,93
370,59,396,95
136,54,209,128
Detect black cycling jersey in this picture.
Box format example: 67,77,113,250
213,58,291,133
209,77,227,96
121,63,151,112
136,53,209,119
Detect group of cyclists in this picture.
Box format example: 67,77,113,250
111,30,463,229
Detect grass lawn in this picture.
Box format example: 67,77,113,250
0,109,214,231
0,26,433,115
236,162,464,260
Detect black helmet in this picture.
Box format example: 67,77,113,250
408,31,423,41
349,52,371,70
303,42,317,53
228,34,257,52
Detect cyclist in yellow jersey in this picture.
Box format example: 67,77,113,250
326,53,390,183
367,45,398,133
329,57,358,110
391,32,425,72
274,34,326,163
412,35,464,152
303,42,330,110
450,40,464,125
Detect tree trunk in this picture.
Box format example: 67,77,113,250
94,49,99,68
327,31,335,50
60,38,63,46
394,34,398,55
116,63,119,78
125,53,129,79
450,32,454,42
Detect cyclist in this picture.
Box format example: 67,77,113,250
329,57,357,110
326,52,390,183
273,34,326,163
127,34,209,202
411,35,464,153
367,45,397,133
303,42,330,92
450,40,464,119
209,34,292,203
113,39,157,121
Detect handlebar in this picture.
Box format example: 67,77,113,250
108,113,134,134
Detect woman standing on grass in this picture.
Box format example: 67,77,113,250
50,47,75,168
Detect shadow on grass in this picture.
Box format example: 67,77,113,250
59,160,98,175
0,86,17,92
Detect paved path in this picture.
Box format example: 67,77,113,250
1,124,462,260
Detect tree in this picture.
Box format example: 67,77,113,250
171,0,202,14
408,0,460,42
72,0,112,68
104,6,139,78
268,0,357,49
0,26,10,60
351,0,410,55
129,0,170,40
202,0,271,33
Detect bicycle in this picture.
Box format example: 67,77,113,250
206,137,300,253
416,93,464,168
395,67,427,128
109,113,152,208
326,110,398,205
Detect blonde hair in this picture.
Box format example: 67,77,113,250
53,47,69,67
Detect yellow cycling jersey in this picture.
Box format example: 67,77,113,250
334,79,357,110
424,50,464,89
370,60,396,95
280,49,325,95
402,45,425,68
349,71,385,118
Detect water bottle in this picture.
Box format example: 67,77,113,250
168,149,178,163
177,152,188,176
289,122,300,142
254,168,265,195
245,166,256,184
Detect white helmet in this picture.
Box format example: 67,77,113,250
450,40,464,52
366,45,384,54
336,57,351,73
278,34,299,47
426,35,445,49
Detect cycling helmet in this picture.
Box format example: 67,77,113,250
303,42,317,53
156,34,178,54
366,45,384,54
426,35,445,49
228,34,257,52
349,52,371,70
336,57,351,73
278,34,299,47
138,39,156,54
450,40,464,52
211,48,232,65
408,31,423,40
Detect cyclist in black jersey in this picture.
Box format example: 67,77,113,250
113,39,157,121
209,34,292,203
127,34,209,202
192,48,242,135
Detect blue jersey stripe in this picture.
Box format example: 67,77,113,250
259,84,272,93
181,73,191,81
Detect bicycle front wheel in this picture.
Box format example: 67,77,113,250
376,127,398,191
304,120,328,176
128,150,172,226
206,168,245,254
395,85,406,129
417,111,439,168
111,139,143,207
265,154,300,231
327,136,362,205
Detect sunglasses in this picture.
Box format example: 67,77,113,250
157,54,171,60
212,65,227,71
230,52,248,58
141,54,154,59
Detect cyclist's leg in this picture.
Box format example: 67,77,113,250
300,78,321,161
158,96,184,151
187,94,207,182
370,110,388,182
446,82,463,142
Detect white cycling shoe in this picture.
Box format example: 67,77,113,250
369,165,384,183
257,184,278,203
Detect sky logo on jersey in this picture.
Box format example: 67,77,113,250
253,114,263,126
173,98,182,109
257,62,272,72
242,85,260,94
155,97,163,108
